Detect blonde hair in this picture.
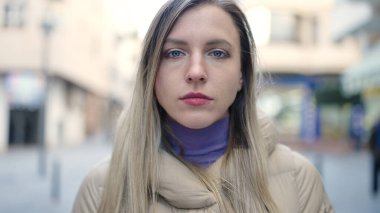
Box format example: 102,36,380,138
99,0,277,212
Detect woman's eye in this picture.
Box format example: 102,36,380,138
165,49,185,58
209,49,229,58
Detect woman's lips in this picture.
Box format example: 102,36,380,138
180,92,213,106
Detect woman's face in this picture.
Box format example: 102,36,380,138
155,4,242,129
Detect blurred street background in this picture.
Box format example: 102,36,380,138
0,0,380,212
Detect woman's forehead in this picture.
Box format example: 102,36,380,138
164,4,240,46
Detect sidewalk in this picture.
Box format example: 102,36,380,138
0,137,112,213
283,139,380,213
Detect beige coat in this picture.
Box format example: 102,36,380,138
72,144,334,213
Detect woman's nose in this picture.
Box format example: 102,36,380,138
185,55,208,83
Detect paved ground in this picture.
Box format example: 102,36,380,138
0,138,379,213
0,136,112,213
301,150,380,213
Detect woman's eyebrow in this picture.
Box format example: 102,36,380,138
206,39,232,47
164,38,232,47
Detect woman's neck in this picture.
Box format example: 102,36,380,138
165,116,229,167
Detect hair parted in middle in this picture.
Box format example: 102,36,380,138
99,0,278,212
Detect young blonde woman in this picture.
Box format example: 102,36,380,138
73,0,334,212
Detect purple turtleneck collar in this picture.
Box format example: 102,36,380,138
165,117,229,167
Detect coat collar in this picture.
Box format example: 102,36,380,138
157,151,223,209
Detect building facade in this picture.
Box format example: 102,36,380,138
0,0,113,152
339,0,380,133
241,0,361,142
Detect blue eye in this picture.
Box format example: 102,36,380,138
165,49,185,58
209,49,229,58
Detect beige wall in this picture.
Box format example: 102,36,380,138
0,0,43,72
0,0,109,96
48,0,109,96
110,35,141,105
258,41,360,74
242,0,333,13
242,0,360,74
46,79,85,148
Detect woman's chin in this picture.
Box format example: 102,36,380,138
173,116,223,130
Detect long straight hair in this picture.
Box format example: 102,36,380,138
99,0,277,212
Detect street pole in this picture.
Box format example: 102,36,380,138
51,121,63,202
37,15,54,177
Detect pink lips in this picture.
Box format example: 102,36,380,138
180,92,213,106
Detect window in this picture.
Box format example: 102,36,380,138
3,0,26,28
270,12,301,43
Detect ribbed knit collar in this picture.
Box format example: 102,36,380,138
165,116,229,167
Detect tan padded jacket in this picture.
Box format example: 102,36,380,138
72,144,334,213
